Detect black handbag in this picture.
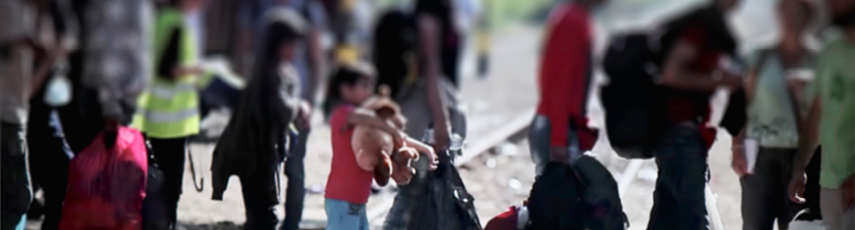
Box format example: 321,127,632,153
142,140,171,230
407,150,482,230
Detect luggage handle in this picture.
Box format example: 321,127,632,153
186,142,204,192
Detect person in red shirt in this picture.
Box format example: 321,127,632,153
324,64,435,230
531,0,604,175
650,0,744,229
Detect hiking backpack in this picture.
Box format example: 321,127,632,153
601,5,736,159
525,159,628,230
601,31,669,159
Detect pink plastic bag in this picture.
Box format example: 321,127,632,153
60,127,148,230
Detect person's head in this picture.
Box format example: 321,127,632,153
828,0,855,27
715,0,742,12
578,0,609,8
260,9,306,63
324,62,376,113
267,22,301,62
169,0,205,12
27,0,51,10
779,0,816,39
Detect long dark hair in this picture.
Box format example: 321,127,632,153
322,64,373,120
253,22,300,80
243,20,301,129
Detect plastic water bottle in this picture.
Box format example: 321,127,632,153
516,205,529,230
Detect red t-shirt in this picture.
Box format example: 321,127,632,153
536,2,597,151
666,27,721,148
325,104,373,204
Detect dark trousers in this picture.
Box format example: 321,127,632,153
382,161,429,230
1,122,33,230
382,151,441,230
647,124,709,230
149,137,188,229
58,87,104,154
282,129,307,230
740,148,803,230
241,157,279,230
27,110,73,230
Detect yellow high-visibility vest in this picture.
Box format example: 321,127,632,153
131,8,200,139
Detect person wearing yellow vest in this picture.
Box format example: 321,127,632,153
131,0,205,228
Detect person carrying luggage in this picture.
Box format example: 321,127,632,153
648,0,744,228
381,0,475,228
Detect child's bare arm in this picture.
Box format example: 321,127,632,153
347,109,406,144
404,137,438,170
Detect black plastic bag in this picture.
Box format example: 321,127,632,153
407,151,482,230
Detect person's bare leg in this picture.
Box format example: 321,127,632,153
821,188,845,230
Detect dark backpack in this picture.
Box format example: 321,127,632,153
601,32,667,159
525,159,628,230
525,163,587,230
602,5,737,159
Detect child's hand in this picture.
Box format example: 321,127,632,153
395,147,420,163
390,147,418,185
391,159,415,185
423,147,439,171
296,101,312,131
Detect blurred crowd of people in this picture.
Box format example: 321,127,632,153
499,0,854,229
2,0,854,230
1,0,486,229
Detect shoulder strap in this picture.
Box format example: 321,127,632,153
752,49,803,132
746,49,772,99
784,71,804,134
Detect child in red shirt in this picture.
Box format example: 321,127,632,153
323,64,435,230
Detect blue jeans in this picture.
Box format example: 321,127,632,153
325,199,368,230
647,124,710,230
282,129,307,230
528,115,551,176
1,122,32,230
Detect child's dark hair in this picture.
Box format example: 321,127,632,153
322,63,375,120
